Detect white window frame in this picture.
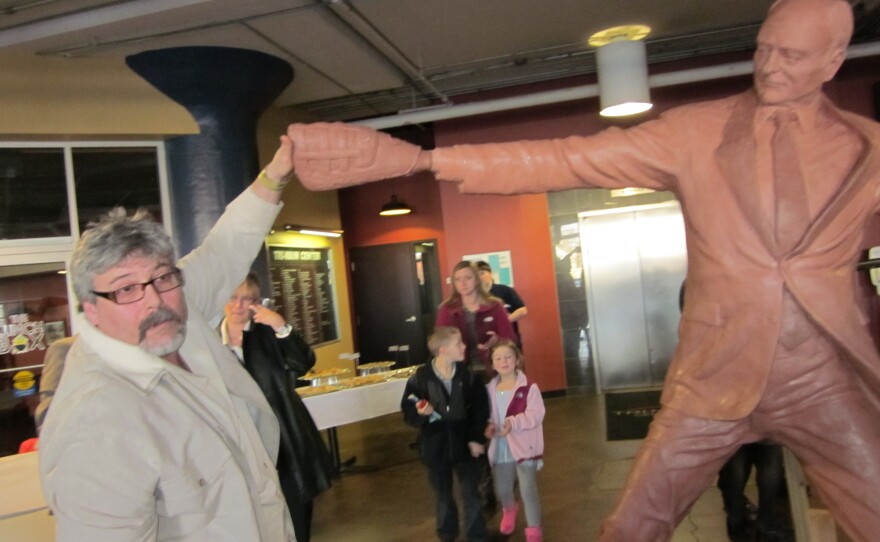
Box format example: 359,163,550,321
0,140,171,332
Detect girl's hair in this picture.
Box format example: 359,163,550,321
441,260,497,308
490,339,524,369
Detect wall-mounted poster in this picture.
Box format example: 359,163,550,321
462,250,514,286
267,246,339,346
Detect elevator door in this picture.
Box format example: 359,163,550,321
580,201,687,391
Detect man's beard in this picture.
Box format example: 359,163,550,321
138,307,186,357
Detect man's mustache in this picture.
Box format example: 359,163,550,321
138,307,184,341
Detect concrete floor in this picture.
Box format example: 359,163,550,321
309,393,735,541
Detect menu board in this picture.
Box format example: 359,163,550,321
267,246,339,346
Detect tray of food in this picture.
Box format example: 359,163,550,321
356,361,395,376
298,367,352,386
387,365,421,379
296,384,345,397
341,373,391,388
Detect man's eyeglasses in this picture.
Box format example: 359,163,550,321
91,268,184,305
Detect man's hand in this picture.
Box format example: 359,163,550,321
289,122,424,190
251,134,295,203
265,134,295,182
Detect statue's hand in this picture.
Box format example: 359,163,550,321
289,122,421,190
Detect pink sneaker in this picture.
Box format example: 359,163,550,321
499,503,519,535
525,526,543,542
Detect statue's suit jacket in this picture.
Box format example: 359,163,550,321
433,90,880,420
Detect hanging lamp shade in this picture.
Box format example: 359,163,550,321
591,25,653,118
379,194,412,216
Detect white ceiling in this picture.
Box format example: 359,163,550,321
2,0,879,122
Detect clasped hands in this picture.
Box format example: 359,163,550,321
486,418,512,439
288,122,427,190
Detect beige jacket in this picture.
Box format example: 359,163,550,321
39,190,296,541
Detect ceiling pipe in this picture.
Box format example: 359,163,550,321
321,0,451,106
355,40,880,130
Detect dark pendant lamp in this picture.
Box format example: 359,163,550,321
379,194,413,216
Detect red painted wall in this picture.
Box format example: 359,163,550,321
339,156,569,391
437,181,566,392
339,172,446,250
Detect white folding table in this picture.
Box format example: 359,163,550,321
302,377,408,473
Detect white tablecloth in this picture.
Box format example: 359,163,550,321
302,377,408,430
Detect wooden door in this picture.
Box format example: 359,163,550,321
350,241,441,366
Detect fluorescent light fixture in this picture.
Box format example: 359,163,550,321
283,224,342,238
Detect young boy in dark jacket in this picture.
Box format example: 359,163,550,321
401,326,491,542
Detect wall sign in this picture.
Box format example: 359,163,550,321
0,311,46,356
267,246,339,346
462,250,515,287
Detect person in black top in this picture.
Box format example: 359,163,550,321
221,273,334,542
402,326,491,542
476,261,528,348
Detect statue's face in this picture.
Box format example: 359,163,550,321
753,3,843,107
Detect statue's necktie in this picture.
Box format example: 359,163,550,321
772,111,814,350
772,110,811,251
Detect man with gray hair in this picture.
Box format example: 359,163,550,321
39,136,298,541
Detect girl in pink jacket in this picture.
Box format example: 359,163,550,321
485,340,545,542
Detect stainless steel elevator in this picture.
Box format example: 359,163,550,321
579,201,687,391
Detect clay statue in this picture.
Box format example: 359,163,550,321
290,1,880,540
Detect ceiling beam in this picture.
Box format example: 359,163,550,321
0,0,212,47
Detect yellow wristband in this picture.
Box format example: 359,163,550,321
257,170,289,191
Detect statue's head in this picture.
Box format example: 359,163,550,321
753,0,853,107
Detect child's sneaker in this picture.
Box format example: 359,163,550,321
525,526,543,542
499,502,519,535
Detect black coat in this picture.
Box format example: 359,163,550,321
401,361,490,467
241,323,334,504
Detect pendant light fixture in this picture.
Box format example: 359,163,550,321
589,25,653,118
379,194,413,216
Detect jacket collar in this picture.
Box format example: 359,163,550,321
715,90,875,257
487,369,528,392
75,312,175,392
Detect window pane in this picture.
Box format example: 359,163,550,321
73,147,162,231
0,148,70,240
0,262,70,456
